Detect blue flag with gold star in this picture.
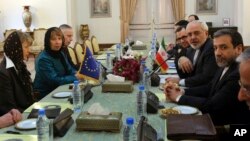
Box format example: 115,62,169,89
77,46,100,82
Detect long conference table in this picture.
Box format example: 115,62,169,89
0,44,179,141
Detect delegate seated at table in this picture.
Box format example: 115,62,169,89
167,21,218,87
34,27,79,100
0,109,22,128
60,24,80,70
0,31,34,114
165,29,250,125
237,48,250,122
173,26,192,79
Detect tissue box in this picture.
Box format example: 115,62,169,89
76,112,122,132
102,80,133,93
132,44,147,50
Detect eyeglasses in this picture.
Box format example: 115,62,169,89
176,36,188,41
238,80,250,96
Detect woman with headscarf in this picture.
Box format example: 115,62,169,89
0,31,34,116
34,27,78,99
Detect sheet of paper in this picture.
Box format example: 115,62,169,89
96,53,115,60
155,92,166,102
159,74,178,84
0,134,37,141
166,69,177,74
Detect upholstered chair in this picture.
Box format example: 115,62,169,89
67,46,78,66
0,29,21,54
91,36,100,54
29,28,47,57
74,42,85,63
84,39,94,54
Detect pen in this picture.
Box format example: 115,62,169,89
6,130,21,134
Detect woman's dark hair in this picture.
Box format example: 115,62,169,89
44,27,65,58
175,20,189,28
188,14,199,20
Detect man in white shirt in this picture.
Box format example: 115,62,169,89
167,20,218,87
165,29,250,125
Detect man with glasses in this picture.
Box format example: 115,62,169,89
165,29,250,125
173,26,192,78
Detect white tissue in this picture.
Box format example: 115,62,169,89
106,74,125,82
87,103,110,115
135,40,143,45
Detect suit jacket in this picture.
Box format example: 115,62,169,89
0,58,34,115
173,45,191,79
179,62,250,125
184,38,218,87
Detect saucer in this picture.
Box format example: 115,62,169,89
52,92,72,98
172,105,198,115
15,119,37,130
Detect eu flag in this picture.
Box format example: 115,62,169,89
77,46,100,82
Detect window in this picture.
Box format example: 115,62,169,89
129,0,175,43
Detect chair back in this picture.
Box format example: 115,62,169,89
84,39,94,54
29,28,47,56
74,42,84,63
4,29,21,39
67,46,78,65
91,36,100,54
33,28,47,47
0,42,4,53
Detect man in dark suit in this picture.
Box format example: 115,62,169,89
167,21,218,87
237,48,250,110
59,24,79,70
165,29,250,125
173,26,191,79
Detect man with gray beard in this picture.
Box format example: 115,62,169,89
167,21,218,87
164,29,250,125
237,48,250,110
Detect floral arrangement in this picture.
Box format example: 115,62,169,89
113,59,140,83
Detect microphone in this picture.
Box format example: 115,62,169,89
96,60,108,71
149,53,175,77
167,44,179,56
100,63,107,71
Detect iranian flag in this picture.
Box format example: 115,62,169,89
155,45,168,72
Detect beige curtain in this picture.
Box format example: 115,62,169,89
171,0,185,22
120,0,137,43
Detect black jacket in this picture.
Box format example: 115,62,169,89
184,38,218,87
0,58,34,115
179,62,250,125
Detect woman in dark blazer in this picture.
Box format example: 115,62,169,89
0,31,34,115
33,27,78,99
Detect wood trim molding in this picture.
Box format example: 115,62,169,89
244,46,250,50
99,43,116,50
